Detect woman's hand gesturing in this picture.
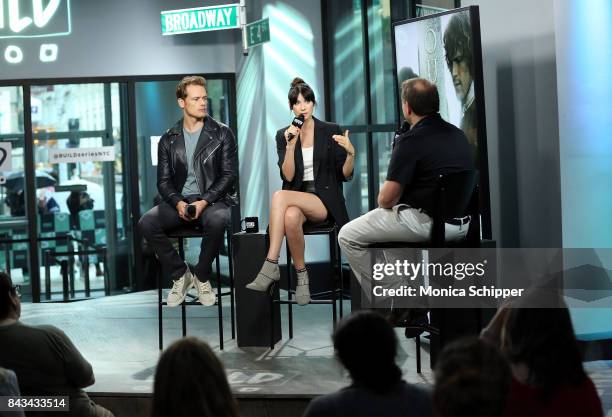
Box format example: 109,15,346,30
332,130,355,157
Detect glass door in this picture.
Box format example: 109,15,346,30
0,86,32,298
31,82,131,300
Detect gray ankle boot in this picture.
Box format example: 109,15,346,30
295,269,311,306
246,260,280,292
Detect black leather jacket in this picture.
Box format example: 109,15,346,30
157,116,238,207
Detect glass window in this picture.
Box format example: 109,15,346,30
328,0,368,126
343,133,369,218
368,0,398,124
372,131,395,198
416,0,456,16
31,83,127,300
0,86,31,296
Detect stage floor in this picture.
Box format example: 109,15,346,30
21,290,433,397
19,291,612,415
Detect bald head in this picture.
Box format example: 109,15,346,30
401,78,440,117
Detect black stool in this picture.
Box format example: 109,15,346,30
368,170,480,373
157,225,235,350
269,221,344,349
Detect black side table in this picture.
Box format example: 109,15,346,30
232,231,281,347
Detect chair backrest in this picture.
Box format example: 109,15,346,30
430,170,478,246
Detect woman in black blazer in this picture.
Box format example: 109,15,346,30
246,78,355,305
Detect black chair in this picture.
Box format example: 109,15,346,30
157,224,235,350
268,220,345,349
369,170,480,373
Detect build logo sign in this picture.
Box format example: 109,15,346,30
0,0,71,64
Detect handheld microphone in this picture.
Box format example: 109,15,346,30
187,204,196,218
287,114,305,141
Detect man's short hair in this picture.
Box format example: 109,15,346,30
443,13,473,76
176,76,207,100
401,78,440,116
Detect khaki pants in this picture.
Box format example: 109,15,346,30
338,205,468,304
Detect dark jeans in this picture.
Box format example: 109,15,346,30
138,198,230,282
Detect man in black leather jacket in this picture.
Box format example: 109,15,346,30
138,76,237,307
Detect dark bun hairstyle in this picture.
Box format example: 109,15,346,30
288,77,316,108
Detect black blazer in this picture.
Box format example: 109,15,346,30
276,117,352,228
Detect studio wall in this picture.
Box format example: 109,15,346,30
555,0,612,249
463,0,562,248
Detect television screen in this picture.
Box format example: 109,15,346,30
393,6,491,237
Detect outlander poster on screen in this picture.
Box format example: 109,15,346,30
393,6,491,236
393,7,484,165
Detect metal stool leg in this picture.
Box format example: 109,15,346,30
178,238,187,337
216,254,223,350
329,231,337,329
158,267,163,350
227,230,235,339
416,335,422,374
269,282,276,350
181,303,187,337
286,243,293,339
336,238,344,318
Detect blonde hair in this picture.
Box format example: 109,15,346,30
176,76,207,100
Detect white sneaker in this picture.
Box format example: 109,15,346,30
193,277,216,307
166,267,193,307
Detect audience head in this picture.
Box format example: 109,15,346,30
502,292,586,398
333,311,402,394
434,337,510,417
152,337,238,417
401,78,440,123
0,272,20,321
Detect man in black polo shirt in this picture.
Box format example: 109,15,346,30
338,78,474,297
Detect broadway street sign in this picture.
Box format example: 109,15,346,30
161,4,240,36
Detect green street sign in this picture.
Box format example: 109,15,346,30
161,4,240,36
246,18,270,48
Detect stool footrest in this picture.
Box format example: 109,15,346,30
274,299,336,305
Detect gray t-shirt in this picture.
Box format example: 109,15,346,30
182,127,203,196
0,322,98,417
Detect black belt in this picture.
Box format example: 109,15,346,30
446,215,471,226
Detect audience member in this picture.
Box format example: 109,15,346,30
433,337,510,417
303,311,433,417
482,293,603,417
0,367,25,417
152,337,239,417
0,272,113,417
